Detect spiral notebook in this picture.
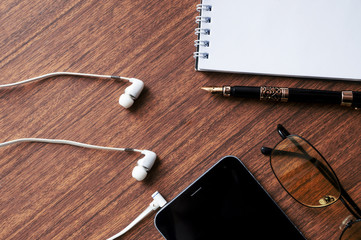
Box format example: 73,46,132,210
194,0,361,81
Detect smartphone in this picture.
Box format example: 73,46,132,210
154,156,306,240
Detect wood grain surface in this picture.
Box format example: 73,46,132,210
0,1,360,239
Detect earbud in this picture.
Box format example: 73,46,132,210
132,150,156,181
119,78,144,108
0,137,161,240
0,72,145,109
0,138,155,181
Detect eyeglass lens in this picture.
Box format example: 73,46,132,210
270,135,341,208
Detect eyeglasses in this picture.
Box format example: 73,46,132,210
261,124,361,240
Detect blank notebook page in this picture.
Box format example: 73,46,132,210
195,0,361,81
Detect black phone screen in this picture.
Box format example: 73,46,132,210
154,156,305,240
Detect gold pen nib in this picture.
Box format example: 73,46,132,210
201,86,223,94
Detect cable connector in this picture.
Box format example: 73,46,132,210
150,191,167,210
107,191,167,240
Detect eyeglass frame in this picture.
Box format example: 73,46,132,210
261,124,361,239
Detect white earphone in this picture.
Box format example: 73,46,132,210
118,78,144,108
132,150,156,181
0,72,145,108
0,138,164,237
1,72,159,237
0,138,156,181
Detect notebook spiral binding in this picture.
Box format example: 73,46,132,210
193,4,212,59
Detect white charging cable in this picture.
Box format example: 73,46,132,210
107,191,167,240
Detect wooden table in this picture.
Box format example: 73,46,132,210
1,1,360,239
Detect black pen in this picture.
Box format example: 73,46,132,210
201,86,361,109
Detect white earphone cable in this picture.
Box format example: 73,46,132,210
0,71,143,108
0,138,143,153
0,72,131,88
0,137,162,238
107,191,167,240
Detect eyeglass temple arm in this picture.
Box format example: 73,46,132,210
340,186,361,218
278,125,317,160
276,125,339,187
261,146,316,160
284,127,361,218
261,146,339,188
340,195,361,219
262,146,361,217
277,124,290,139
276,125,361,217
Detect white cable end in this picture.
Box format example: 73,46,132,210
106,191,167,240
151,191,167,208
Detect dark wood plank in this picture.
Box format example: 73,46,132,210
0,0,360,239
